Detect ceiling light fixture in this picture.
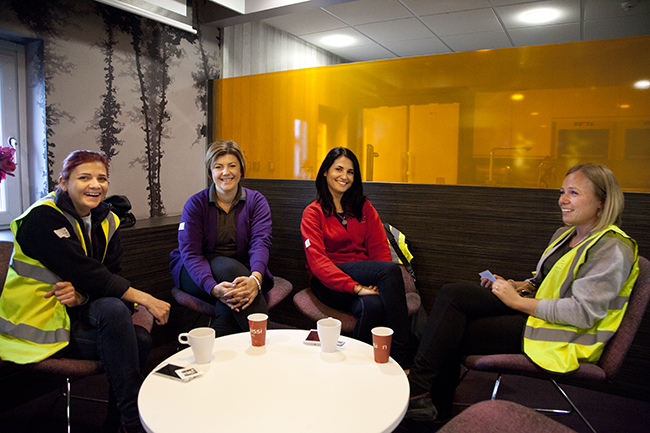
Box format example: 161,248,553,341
321,35,355,47
633,79,650,90
519,8,560,24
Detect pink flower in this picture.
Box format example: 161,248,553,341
0,147,16,182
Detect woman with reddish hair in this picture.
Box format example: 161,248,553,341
0,150,170,433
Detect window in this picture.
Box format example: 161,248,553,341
0,40,28,228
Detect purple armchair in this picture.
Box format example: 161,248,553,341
171,276,293,326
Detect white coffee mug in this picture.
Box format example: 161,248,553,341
317,317,341,353
178,327,215,364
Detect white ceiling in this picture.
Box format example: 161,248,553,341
206,0,650,62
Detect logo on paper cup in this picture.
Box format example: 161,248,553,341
251,328,263,334
373,343,388,350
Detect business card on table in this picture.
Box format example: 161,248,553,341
479,270,496,282
175,366,204,381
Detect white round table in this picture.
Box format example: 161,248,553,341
138,329,409,433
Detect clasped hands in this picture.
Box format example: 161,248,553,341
212,275,260,312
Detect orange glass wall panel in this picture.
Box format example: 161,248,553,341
215,35,650,191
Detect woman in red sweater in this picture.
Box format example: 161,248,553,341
301,147,411,367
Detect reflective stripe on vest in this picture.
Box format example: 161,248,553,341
0,193,120,364
523,225,638,373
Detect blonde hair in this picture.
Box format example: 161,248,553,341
566,163,624,233
205,140,246,178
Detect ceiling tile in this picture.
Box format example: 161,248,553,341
420,9,503,36
324,0,412,25
584,15,650,40
584,0,650,20
298,27,376,49
356,18,434,43
214,0,650,63
509,22,580,46
382,37,453,57
401,0,491,15
440,30,512,52
261,8,346,35
496,0,581,30
328,44,398,62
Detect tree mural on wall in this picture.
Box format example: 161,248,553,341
4,0,219,217
89,4,125,163
116,17,196,217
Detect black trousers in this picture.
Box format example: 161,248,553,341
310,260,411,367
407,282,527,419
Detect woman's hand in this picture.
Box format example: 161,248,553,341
491,279,540,315
490,279,520,307
354,284,379,296
216,273,261,312
43,281,87,307
211,281,236,301
480,274,504,289
122,287,170,325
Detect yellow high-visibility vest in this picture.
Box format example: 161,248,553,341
523,225,638,373
0,193,119,364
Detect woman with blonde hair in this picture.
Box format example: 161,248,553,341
170,140,273,336
405,163,638,424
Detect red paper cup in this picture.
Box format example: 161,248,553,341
372,327,393,363
248,313,268,347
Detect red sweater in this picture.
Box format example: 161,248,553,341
301,200,391,293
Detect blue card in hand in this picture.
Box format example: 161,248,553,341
479,270,496,282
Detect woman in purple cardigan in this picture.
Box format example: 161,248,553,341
170,141,273,336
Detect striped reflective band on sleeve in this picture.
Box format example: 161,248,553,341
0,316,69,344
10,259,62,285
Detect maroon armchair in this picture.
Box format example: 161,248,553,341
292,265,421,334
462,255,650,433
0,241,155,431
439,400,577,433
171,276,293,327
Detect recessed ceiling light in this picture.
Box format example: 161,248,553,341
633,79,650,89
519,8,560,24
321,35,355,47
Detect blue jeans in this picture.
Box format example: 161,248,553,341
179,256,269,337
310,260,410,366
62,297,151,432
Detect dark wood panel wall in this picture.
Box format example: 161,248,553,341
118,179,650,401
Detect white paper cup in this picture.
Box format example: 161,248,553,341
317,317,341,353
178,327,215,364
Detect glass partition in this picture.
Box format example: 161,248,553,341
214,35,650,191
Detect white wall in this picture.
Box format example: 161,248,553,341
222,21,345,78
